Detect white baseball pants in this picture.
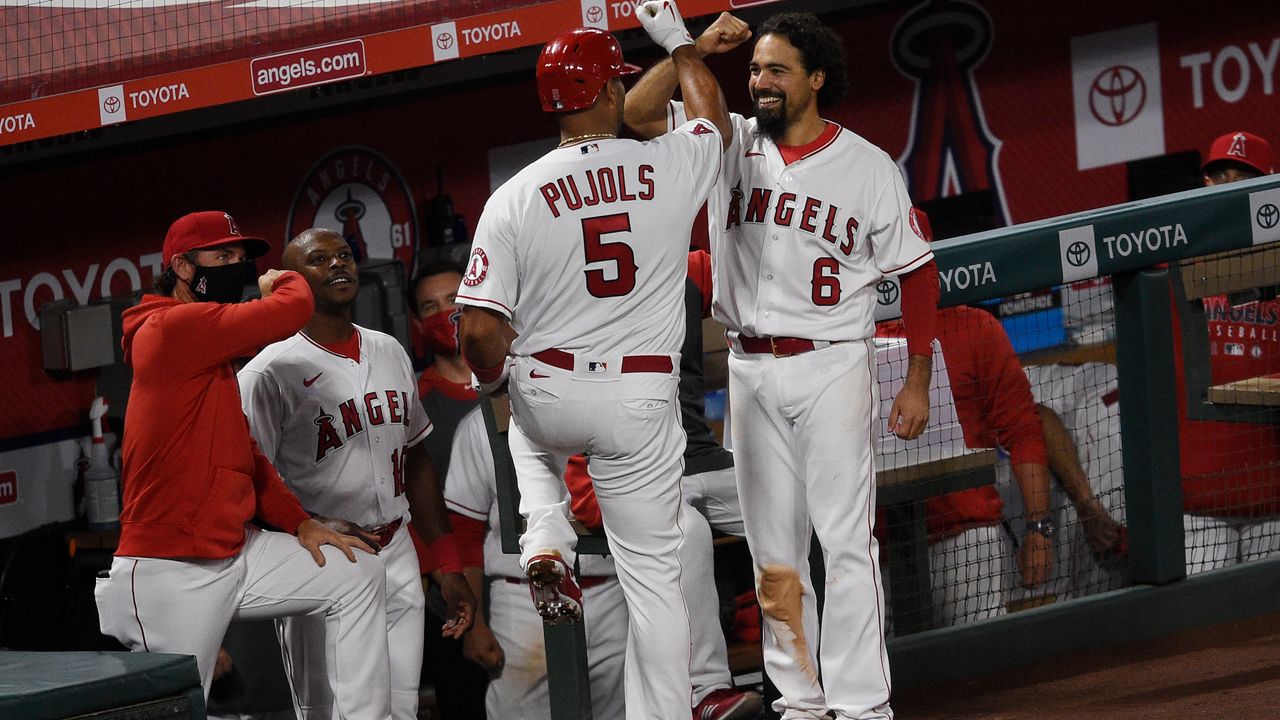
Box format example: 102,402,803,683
929,524,1006,627
728,340,892,720
485,575,628,719
1183,514,1280,575
279,522,424,720
681,465,746,705
507,354,692,720
95,526,390,720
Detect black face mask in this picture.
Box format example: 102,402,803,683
189,262,247,304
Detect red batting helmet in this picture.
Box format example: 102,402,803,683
536,27,641,112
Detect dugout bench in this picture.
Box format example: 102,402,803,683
0,651,204,720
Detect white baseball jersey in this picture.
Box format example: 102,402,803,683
444,407,616,580
239,326,431,529
456,121,723,358
669,102,933,340
239,325,431,720
667,102,929,719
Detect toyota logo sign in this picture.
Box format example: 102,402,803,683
1257,203,1279,230
876,280,900,306
1089,65,1146,127
1066,241,1092,267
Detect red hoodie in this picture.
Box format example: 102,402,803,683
879,306,1048,538
116,271,315,559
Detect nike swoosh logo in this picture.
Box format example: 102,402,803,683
303,372,323,387
745,150,765,157
529,370,550,379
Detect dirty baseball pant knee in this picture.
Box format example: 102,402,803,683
485,576,628,720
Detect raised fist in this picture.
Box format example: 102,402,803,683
637,0,693,55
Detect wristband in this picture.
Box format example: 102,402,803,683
424,532,462,574
467,357,504,384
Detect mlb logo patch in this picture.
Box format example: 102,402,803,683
1225,343,1245,356
580,143,599,155
587,361,608,373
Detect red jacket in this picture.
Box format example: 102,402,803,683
1170,292,1280,516
883,306,1048,538
116,272,315,559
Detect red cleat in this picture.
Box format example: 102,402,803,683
693,688,763,720
526,553,583,625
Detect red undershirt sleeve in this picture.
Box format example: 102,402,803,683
687,250,713,318
899,259,940,357
449,512,488,569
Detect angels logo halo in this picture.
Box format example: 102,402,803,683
287,146,419,278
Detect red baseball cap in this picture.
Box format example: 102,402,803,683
1203,131,1274,175
162,211,270,268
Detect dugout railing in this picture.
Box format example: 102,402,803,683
485,174,1280,717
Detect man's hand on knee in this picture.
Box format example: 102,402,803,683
296,517,377,566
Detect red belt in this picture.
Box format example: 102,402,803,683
737,334,827,358
504,575,611,590
532,348,673,374
368,518,403,548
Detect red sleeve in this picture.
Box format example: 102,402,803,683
687,250,713,318
407,519,462,573
899,259,939,357
450,511,487,569
248,433,311,534
974,312,1048,467
164,271,315,366
564,455,602,531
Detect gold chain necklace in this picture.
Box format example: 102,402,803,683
558,133,616,148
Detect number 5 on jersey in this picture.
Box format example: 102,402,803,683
583,213,637,298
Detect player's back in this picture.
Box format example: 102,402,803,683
463,123,722,359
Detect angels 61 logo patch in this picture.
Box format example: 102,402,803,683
287,146,419,277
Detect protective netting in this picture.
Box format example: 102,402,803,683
1171,246,1280,576
1,0,539,105
879,242,1280,633
876,297,1129,634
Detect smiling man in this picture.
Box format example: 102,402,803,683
238,228,475,720
94,212,390,719
626,12,940,720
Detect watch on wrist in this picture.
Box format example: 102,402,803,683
1026,517,1056,538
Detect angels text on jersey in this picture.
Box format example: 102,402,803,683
312,389,412,461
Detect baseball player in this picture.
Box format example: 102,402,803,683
1178,131,1280,573
409,260,490,719
94,211,391,720
626,12,940,719
456,251,759,720
455,6,733,718
413,260,479,482
907,305,1053,625
446,405,628,720
237,229,475,720
1027,363,1129,597
681,249,763,720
